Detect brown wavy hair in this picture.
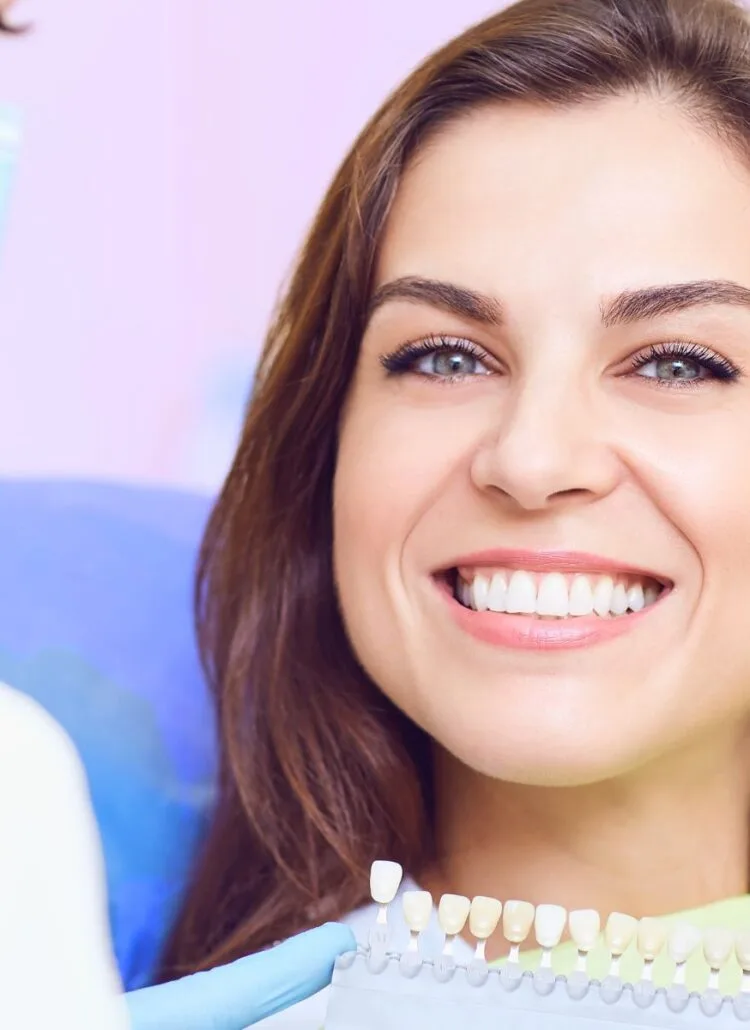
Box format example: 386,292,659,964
160,0,750,978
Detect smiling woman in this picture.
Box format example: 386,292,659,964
160,0,750,1023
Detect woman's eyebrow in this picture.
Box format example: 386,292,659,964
367,275,750,328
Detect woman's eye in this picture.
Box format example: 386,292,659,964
380,337,495,380
627,342,741,386
635,355,707,382
413,348,490,378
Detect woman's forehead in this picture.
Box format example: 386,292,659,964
376,95,750,302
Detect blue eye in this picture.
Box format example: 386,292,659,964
628,341,740,385
381,335,492,380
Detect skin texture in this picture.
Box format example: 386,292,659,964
333,93,750,931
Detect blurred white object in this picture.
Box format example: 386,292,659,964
0,681,130,1029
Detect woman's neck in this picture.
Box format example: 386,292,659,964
422,729,750,960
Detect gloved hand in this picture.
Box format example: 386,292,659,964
125,921,356,1029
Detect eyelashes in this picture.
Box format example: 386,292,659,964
379,333,744,387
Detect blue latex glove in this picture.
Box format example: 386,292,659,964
125,922,355,1029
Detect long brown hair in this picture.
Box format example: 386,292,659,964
160,0,750,977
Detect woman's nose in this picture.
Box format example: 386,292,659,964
469,379,623,512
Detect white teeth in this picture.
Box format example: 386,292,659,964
703,926,734,970
471,574,490,612
569,909,601,952
460,569,662,618
535,573,569,617
568,575,595,616
592,576,615,617
402,890,433,933
605,912,637,956
534,903,567,949
627,582,645,612
610,582,629,616
437,894,471,937
668,922,702,965
636,916,667,961
469,896,502,940
369,861,403,905
505,570,537,614
487,572,508,612
503,899,535,943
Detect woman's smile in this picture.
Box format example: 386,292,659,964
430,550,672,650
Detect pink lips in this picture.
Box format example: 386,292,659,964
435,549,670,651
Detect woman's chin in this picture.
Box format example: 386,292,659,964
429,700,671,787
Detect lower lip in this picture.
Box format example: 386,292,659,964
436,577,664,650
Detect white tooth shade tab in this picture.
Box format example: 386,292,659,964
703,926,734,969
505,571,536,614
535,573,569,617
668,922,702,965
534,904,567,949
736,930,750,971
402,890,433,933
438,894,471,937
605,912,638,956
503,900,535,944
636,916,667,961
369,860,403,905
569,909,601,952
469,896,502,940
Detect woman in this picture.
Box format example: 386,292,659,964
162,0,750,1023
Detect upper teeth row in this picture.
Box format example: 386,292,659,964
458,570,660,618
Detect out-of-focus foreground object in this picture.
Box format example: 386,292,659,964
0,479,217,989
0,681,130,1029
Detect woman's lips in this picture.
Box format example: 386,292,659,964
434,574,669,651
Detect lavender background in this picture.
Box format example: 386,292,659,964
0,0,502,492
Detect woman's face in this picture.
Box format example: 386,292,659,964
333,93,750,785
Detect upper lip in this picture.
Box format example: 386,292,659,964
437,549,673,587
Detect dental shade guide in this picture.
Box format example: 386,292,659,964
324,860,750,1029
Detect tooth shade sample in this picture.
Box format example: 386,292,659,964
736,930,750,971
505,571,536,614
438,894,471,936
503,900,535,943
469,896,502,939
605,912,637,955
535,574,568,617
534,904,567,949
668,922,702,964
568,575,595,616
636,916,667,961
369,860,403,905
569,909,601,952
402,890,433,933
703,926,734,969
